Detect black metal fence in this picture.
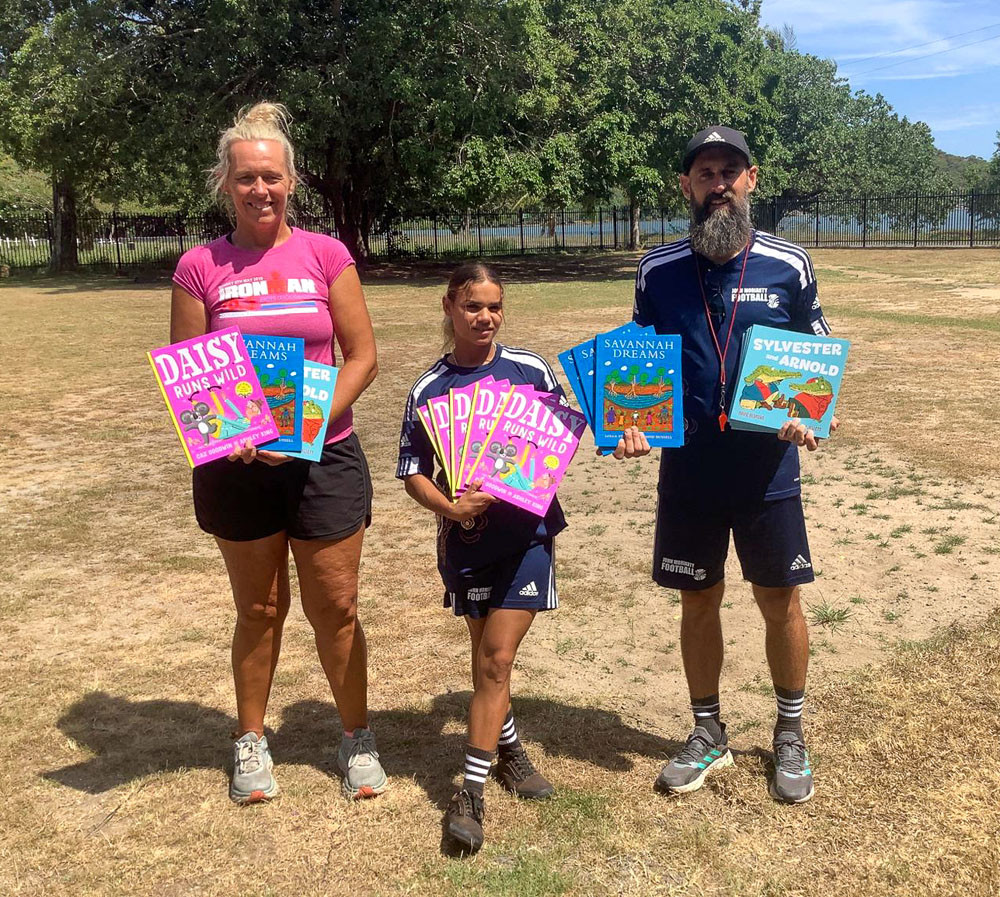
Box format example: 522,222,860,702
2,190,999,271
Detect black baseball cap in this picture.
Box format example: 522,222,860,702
682,126,752,173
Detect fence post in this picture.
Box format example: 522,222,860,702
969,190,976,248
178,213,185,255
612,207,618,249
814,198,820,246
861,195,868,249
913,193,919,248
519,210,525,253
433,211,439,258
477,209,483,256
560,208,566,248
45,212,54,268
660,208,665,245
113,210,124,271
598,208,604,249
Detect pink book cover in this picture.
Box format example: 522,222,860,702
416,405,446,472
463,384,537,488
456,379,514,493
426,394,455,493
450,377,495,493
472,391,587,517
148,327,279,467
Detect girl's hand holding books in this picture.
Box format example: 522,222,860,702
449,481,497,523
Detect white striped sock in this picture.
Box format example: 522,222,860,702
498,716,517,746
463,753,492,785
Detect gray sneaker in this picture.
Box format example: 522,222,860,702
230,732,279,804
337,727,388,799
770,731,814,803
655,724,734,794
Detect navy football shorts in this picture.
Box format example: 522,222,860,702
652,493,814,591
445,539,557,619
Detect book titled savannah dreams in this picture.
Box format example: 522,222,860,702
148,327,280,467
243,334,305,452
283,361,338,462
729,324,849,439
594,324,683,447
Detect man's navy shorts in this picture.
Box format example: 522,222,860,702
652,493,814,590
444,539,557,619
192,432,373,542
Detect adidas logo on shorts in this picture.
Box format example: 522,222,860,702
789,554,812,571
518,581,539,597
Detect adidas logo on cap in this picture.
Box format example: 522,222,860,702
518,581,539,597
703,131,725,143
789,555,812,571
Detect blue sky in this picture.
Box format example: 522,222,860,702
758,0,1000,159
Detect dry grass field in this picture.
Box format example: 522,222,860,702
2,249,999,896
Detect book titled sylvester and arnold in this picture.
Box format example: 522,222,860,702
729,324,850,439
149,328,338,467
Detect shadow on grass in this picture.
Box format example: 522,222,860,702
42,689,678,809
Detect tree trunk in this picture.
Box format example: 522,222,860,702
628,197,641,251
50,177,78,272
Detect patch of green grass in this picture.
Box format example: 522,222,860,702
849,595,866,605
440,848,572,897
850,503,870,515
807,602,851,630
890,524,912,538
585,524,607,537
934,534,966,555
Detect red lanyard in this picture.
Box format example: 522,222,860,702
694,240,750,431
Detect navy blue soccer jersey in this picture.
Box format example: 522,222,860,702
396,344,568,586
633,231,831,501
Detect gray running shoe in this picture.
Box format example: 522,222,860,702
230,732,279,804
337,727,388,799
655,724,733,794
770,731,814,803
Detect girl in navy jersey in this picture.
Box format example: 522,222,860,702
397,263,564,851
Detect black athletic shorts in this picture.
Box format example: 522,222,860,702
192,431,373,542
652,493,813,591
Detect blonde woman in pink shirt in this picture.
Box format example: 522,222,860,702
170,103,386,803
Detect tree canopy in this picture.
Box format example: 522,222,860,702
0,0,980,266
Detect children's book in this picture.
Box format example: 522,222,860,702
426,393,456,494
569,339,598,436
416,405,447,473
728,324,849,439
469,389,587,517
148,327,280,467
283,362,338,462
450,378,492,495
243,334,305,453
558,348,591,430
594,324,684,447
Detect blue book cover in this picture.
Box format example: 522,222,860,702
283,361,338,461
243,334,305,453
569,338,598,433
728,324,849,439
594,324,684,447
558,347,592,431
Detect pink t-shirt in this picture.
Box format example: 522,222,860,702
173,228,356,443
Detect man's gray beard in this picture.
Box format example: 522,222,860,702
688,192,753,259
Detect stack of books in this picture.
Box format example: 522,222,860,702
728,324,849,437
560,323,684,449
149,327,338,466
416,377,587,517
